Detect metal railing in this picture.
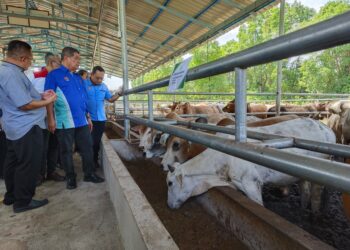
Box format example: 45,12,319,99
118,11,350,193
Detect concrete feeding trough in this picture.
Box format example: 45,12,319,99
101,134,178,250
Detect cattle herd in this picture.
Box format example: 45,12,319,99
125,99,350,214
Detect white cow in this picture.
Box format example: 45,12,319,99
166,118,335,211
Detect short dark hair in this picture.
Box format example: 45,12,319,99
44,52,54,65
7,40,32,58
61,47,79,61
92,66,105,74
78,69,88,76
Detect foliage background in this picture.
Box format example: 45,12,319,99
130,1,350,104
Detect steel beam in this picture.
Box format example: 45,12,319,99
235,68,247,142
119,0,130,140
276,0,285,116
144,0,213,29
0,11,98,26
126,16,191,42
221,0,245,10
91,0,105,69
148,90,154,121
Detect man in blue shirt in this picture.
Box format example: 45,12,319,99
85,66,120,168
45,47,104,189
0,40,57,213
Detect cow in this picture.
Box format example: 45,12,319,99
170,102,223,114
325,100,350,145
166,118,335,213
326,100,350,114
268,102,328,119
161,115,299,171
327,113,342,143
222,99,269,119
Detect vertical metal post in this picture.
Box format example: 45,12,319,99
235,68,247,142
276,0,285,116
118,0,130,139
148,90,153,121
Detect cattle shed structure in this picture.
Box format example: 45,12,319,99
0,0,277,78
1,0,350,249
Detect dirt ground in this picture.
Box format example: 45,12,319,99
108,134,247,250
0,154,123,250
264,184,350,250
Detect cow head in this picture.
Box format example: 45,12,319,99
166,165,230,209
132,125,151,149
167,166,193,209
169,102,181,112
161,117,209,171
222,100,235,113
143,130,169,158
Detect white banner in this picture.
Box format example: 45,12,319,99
168,57,192,92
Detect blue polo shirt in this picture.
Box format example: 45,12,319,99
0,62,46,140
84,78,112,121
44,65,88,129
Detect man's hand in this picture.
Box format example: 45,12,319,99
42,90,57,104
116,86,123,96
88,117,93,132
48,117,56,133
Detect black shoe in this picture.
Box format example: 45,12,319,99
13,199,49,213
3,198,14,206
66,177,77,190
84,173,105,183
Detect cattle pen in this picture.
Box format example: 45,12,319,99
1,0,350,249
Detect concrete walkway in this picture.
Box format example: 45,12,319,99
0,154,123,250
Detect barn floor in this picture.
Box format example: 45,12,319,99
0,154,123,250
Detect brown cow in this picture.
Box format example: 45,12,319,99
268,103,327,119
170,102,223,114
222,99,268,119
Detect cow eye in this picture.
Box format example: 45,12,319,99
172,142,180,151
154,134,161,143
168,181,173,187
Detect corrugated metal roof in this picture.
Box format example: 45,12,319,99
0,0,277,78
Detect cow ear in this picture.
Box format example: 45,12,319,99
160,133,170,146
195,117,208,124
131,125,145,135
176,173,183,187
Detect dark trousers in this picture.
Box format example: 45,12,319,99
4,126,43,207
41,130,59,177
56,125,94,179
91,121,106,164
0,130,6,179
